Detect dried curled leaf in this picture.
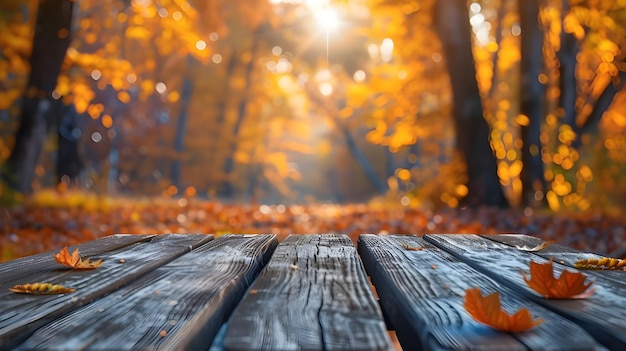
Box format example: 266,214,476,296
574,257,626,271
401,242,425,251
516,241,553,252
464,288,543,332
522,258,594,299
9,282,75,295
54,246,103,269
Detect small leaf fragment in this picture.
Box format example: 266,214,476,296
9,282,75,295
516,241,553,252
401,242,425,251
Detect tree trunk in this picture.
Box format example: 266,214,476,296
577,70,626,141
56,102,83,185
557,1,578,130
518,0,547,208
338,122,387,194
220,37,259,197
433,0,508,207
305,83,388,195
171,59,194,188
3,0,74,194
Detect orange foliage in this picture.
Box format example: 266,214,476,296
521,258,594,299
464,288,543,332
2,198,626,263
54,246,103,269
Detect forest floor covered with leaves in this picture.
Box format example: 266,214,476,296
1,190,625,262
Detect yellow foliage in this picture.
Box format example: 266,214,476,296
168,91,180,103
101,114,113,128
266,152,290,178
455,184,468,197
387,176,399,192
346,85,371,108
395,168,411,181
546,190,560,211
87,103,104,119
117,91,131,103
141,80,155,97
552,174,572,196
390,131,415,151
509,160,523,178
235,150,250,163
515,114,530,127
339,106,353,119
563,13,585,40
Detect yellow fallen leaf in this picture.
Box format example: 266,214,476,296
9,282,75,294
574,257,626,270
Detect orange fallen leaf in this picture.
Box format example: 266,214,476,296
54,246,103,269
464,288,543,332
9,282,75,294
522,258,594,299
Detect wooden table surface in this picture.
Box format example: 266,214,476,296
1,233,623,350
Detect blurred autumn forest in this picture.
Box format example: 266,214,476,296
1,0,626,261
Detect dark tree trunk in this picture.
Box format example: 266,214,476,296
305,85,388,195
56,102,83,184
210,51,238,174
3,0,74,194
338,122,387,194
557,1,578,130
433,0,509,208
518,0,547,208
578,69,626,141
171,59,194,188
385,148,395,180
220,37,259,197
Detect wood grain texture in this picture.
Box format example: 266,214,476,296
16,234,277,351
481,234,626,288
0,234,212,351
358,234,603,351
222,234,391,351
426,234,623,350
0,234,155,282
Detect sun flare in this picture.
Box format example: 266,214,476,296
313,6,340,32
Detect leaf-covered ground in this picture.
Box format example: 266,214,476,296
1,191,625,262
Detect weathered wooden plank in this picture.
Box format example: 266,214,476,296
222,234,392,351
481,234,626,288
0,234,155,282
426,234,625,350
15,234,277,351
358,234,602,351
0,234,212,351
